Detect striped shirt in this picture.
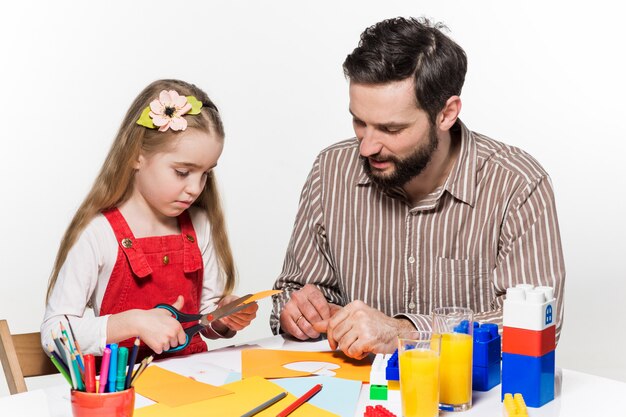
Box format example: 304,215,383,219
271,121,565,342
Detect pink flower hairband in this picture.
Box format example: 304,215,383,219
136,90,203,132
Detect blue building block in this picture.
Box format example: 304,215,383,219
474,323,501,367
473,361,501,391
472,323,501,391
502,351,555,407
385,350,399,381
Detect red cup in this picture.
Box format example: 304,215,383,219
71,388,135,417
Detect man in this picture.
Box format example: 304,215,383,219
270,17,565,359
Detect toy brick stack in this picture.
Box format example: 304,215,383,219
472,322,501,391
502,284,556,407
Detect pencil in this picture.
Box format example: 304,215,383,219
51,331,68,367
71,353,85,391
63,315,85,372
276,384,322,417
46,345,72,386
240,392,287,417
124,337,140,390
130,355,153,387
63,342,77,390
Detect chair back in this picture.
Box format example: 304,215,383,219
0,319,58,394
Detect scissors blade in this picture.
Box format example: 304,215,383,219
200,294,254,325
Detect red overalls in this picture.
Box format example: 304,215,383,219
99,207,208,358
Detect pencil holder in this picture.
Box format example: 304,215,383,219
71,387,135,417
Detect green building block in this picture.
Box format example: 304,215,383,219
369,384,388,400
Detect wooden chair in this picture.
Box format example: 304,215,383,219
0,319,58,394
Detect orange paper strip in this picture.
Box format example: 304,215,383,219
241,349,373,382
134,366,232,407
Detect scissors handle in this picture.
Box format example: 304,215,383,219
154,304,204,353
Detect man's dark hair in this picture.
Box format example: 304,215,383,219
343,17,467,124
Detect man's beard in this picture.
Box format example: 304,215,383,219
361,126,439,189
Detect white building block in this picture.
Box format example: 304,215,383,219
370,353,389,386
503,285,555,331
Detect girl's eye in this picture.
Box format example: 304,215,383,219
175,170,189,177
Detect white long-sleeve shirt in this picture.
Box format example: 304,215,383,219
41,207,228,355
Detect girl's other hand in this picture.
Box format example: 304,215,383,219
217,294,258,331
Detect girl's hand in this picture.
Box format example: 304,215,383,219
110,295,187,354
216,294,258,331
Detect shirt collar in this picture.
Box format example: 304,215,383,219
355,119,477,207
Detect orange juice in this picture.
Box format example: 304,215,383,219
399,349,440,417
439,332,473,407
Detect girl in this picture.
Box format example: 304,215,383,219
41,79,258,356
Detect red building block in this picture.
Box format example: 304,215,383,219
502,325,555,357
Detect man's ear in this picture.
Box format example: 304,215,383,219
437,96,462,131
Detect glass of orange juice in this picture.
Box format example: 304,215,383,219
432,307,474,411
398,331,442,417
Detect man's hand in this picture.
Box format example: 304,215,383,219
279,284,339,340
313,300,415,359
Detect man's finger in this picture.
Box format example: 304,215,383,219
312,319,328,333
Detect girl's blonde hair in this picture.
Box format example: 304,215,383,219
46,79,235,301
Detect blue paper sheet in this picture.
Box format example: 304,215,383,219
270,376,362,417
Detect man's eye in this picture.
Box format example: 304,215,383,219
175,170,189,177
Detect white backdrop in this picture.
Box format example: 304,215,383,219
1,0,625,395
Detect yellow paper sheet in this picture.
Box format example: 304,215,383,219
244,289,282,303
135,376,338,417
134,366,232,407
241,349,373,382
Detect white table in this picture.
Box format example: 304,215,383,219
1,334,624,416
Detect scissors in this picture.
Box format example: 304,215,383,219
155,294,254,352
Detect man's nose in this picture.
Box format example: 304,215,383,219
358,127,383,157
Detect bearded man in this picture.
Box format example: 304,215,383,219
270,17,565,359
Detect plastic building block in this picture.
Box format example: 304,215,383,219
385,350,399,381
473,361,501,391
370,353,388,386
474,323,501,367
473,322,501,391
502,351,555,407
503,285,555,331
387,380,400,391
369,384,388,400
503,393,528,416
364,405,397,417
503,325,555,356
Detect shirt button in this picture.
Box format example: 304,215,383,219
408,256,415,264
186,234,195,243
162,255,169,265
121,238,133,248
409,302,416,309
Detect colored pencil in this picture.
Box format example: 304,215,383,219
63,315,85,372
46,345,72,386
71,353,84,391
63,342,77,389
124,337,140,389
130,355,153,387
98,347,111,393
240,391,287,417
275,384,322,417
84,354,96,393
51,331,68,367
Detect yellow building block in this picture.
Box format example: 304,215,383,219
503,393,528,417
